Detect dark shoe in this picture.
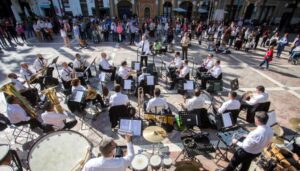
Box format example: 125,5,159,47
101,104,109,108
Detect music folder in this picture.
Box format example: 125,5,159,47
99,72,106,82
222,112,233,128
131,61,140,71
146,75,154,86
124,80,132,90
184,80,194,90
119,119,142,136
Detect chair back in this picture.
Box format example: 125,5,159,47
223,109,240,125
0,113,10,131
109,105,129,117
99,64,104,71
184,72,190,80
148,105,165,114
217,73,223,80
189,108,210,128
247,101,271,123
230,78,239,91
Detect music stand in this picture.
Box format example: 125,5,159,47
131,61,141,71
181,113,200,129
230,78,239,91
119,118,142,137
51,56,60,78
145,75,155,86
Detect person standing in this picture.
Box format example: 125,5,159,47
181,32,190,60
136,35,151,67
60,26,70,47
276,33,288,58
222,112,273,171
259,46,274,69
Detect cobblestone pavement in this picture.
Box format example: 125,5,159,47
0,35,299,171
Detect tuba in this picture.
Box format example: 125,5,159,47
0,83,37,118
42,86,64,114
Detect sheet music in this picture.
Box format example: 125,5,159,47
267,111,276,126
184,81,194,90
124,80,132,90
99,72,106,82
146,76,154,85
120,119,142,136
134,63,140,71
74,91,84,102
222,112,233,128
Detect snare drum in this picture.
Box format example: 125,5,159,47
150,155,162,170
131,154,148,171
163,157,173,169
28,130,92,171
0,165,13,171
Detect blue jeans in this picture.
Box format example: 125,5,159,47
259,59,269,69
277,44,285,57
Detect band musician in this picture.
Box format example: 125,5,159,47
99,52,116,81
60,62,74,90
222,112,273,171
200,60,222,90
71,78,108,109
118,61,133,84
7,73,26,91
167,52,183,78
180,88,205,111
33,54,53,77
136,35,151,67
20,63,45,90
145,88,169,113
169,60,190,90
83,135,134,171
137,67,153,96
217,91,241,114
6,96,48,134
41,101,77,131
109,84,130,107
240,85,269,111
196,53,214,79
73,53,91,77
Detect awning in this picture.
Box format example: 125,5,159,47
198,8,208,13
173,8,187,13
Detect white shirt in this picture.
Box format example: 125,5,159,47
179,65,190,77
60,67,73,82
11,78,26,91
218,99,241,113
73,59,82,69
186,96,205,111
174,57,183,69
118,66,131,79
203,58,214,70
60,29,67,37
209,65,222,78
109,92,129,107
100,58,111,70
20,68,34,80
146,97,168,112
138,73,150,83
33,58,47,72
7,104,30,124
72,85,86,93
246,92,269,106
41,111,67,129
237,125,273,154
137,40,151,55
82,142,134,171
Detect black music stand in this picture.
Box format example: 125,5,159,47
230,78,239,91
51,56,60,78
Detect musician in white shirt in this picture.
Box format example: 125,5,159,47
109,84,129,107
169,60,190,90
99,52,116,81
6,96,47,132
138,67,150,84
170,52,183,69
197,54,214,78
224,112,273,171
33,54,47,72
245,86,269,106
136,35,151,66
200,60,222,89
7,73,26,91
218,91,241,113
183,88,205,111
41,101,77,130
60,62,73,89
146,88,169,113
118,61,132,80
20,63,45,89
83,135,134,171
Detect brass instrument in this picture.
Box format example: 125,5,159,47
42,86,64,113
85,85,98,100
0,83,37,118
137,87,144,118
28,66,48,84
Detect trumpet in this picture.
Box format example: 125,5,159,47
0,83,37,118
42,86,64,114
137,87,144,118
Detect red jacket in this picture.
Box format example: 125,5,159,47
264,49,273,62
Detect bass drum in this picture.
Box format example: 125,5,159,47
0,165,13,171
28,130,92,171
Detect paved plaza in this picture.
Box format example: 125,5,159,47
0,35,299,171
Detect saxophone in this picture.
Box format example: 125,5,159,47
42,86,64,113
0,83,37,118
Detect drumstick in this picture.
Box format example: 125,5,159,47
70,146,91,171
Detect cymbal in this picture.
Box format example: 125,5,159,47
143,126,167,143
272,136,284,144
289,118,300,131
272,125,284,137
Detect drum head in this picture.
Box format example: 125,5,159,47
0,165,13,171
131,154,148,170
0,144,10,162
163,157,172,166
28,130,92,171
150,155,162,166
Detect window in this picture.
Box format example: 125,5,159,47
163,2,172,17
144,7,150,18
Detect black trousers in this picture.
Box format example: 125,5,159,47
14,118,47,132
224,148,260,171
201,75,217,89
141,55,148,67
64,120,78,129
196,67,208,79
130,33,135,45
182,46,188,60
101,67,116,81
85,94,105,106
